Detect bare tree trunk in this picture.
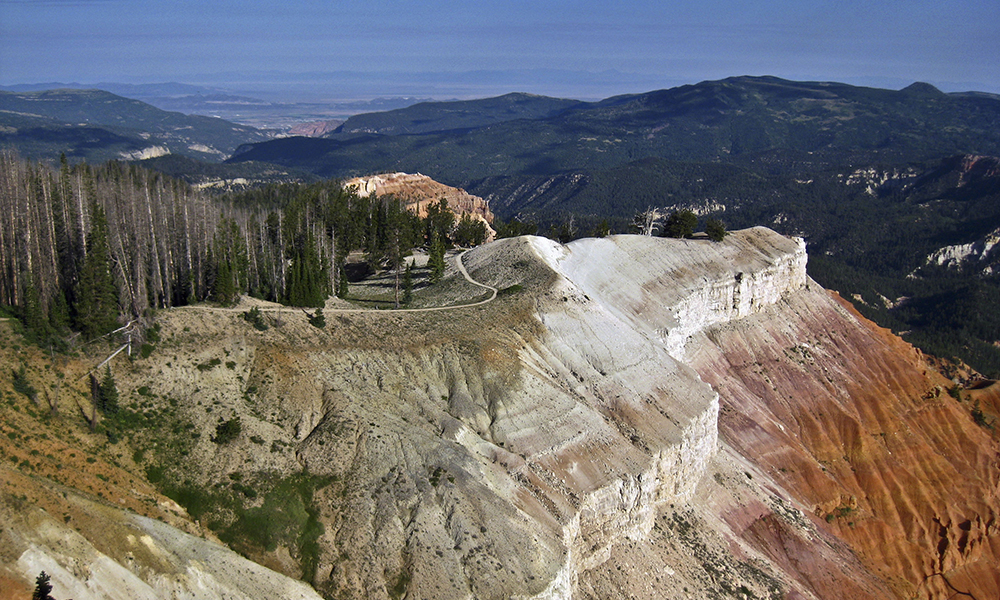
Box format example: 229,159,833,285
277,211,286,296
0,153,16,306
183,194,193,299
76,170,88,260
145,180,163,308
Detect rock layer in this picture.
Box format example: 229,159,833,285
686,274,1000,599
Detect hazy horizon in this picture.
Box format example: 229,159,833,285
2,0,998,101
3,69,997,105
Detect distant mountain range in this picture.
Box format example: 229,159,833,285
229,77,1000,181
0,82,436,130
0,88,271,163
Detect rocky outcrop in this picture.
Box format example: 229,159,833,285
344,172,496,239
1,478,323,600
285,229,834,598
544,227,808,361
918,226,1000,275
288,120,343,137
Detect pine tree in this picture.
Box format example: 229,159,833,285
664,210,698,239
211,258,237,305
19,271,52,344
209,218,246,306
453,214,487,247
336,260,349,299
284,234,327,308
308,307,326,328
425,199,454,248
428,230,446,283
48,289,70,334
706,218,727,242
32,570,54,600
74,202,119,340
98,366,119,415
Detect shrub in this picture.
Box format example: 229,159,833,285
706,218,728,242
242,307,268,331
498,284,523,297
307,308,326,329
212,418,242,444
11,366,37,402
971,400,989,428
197,358,222,372
664,210,698,239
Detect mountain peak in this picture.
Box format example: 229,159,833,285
901,81,945,96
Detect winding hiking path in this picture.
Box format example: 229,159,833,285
451,248,498,306
178,249,498,315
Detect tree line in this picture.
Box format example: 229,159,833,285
0,153,489,347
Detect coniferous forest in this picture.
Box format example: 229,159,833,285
0,152,448,348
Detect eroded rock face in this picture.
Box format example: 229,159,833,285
920,226,1000,275
291,246,722,597
282,230,843,599
343,172,496,240
686,276,1000,599
9,227,996,599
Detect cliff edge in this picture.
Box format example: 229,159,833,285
5,227,996,599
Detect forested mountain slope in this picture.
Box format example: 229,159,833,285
332,92,584,135
229,76,1000,182
0,89,270,163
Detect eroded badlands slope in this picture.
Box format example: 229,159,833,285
6,228,998,599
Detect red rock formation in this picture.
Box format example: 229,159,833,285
688,286,1000,599
343,172,496,240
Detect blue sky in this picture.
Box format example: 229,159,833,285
2,0,998,98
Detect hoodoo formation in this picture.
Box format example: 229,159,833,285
2,227,998,599
343,172,496,240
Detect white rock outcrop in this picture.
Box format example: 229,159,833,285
526,229,806,570
919,227,1000,275
543,227,808,361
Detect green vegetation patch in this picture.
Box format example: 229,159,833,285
11,365,37,402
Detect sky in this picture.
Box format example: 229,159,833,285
1,0,998,99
